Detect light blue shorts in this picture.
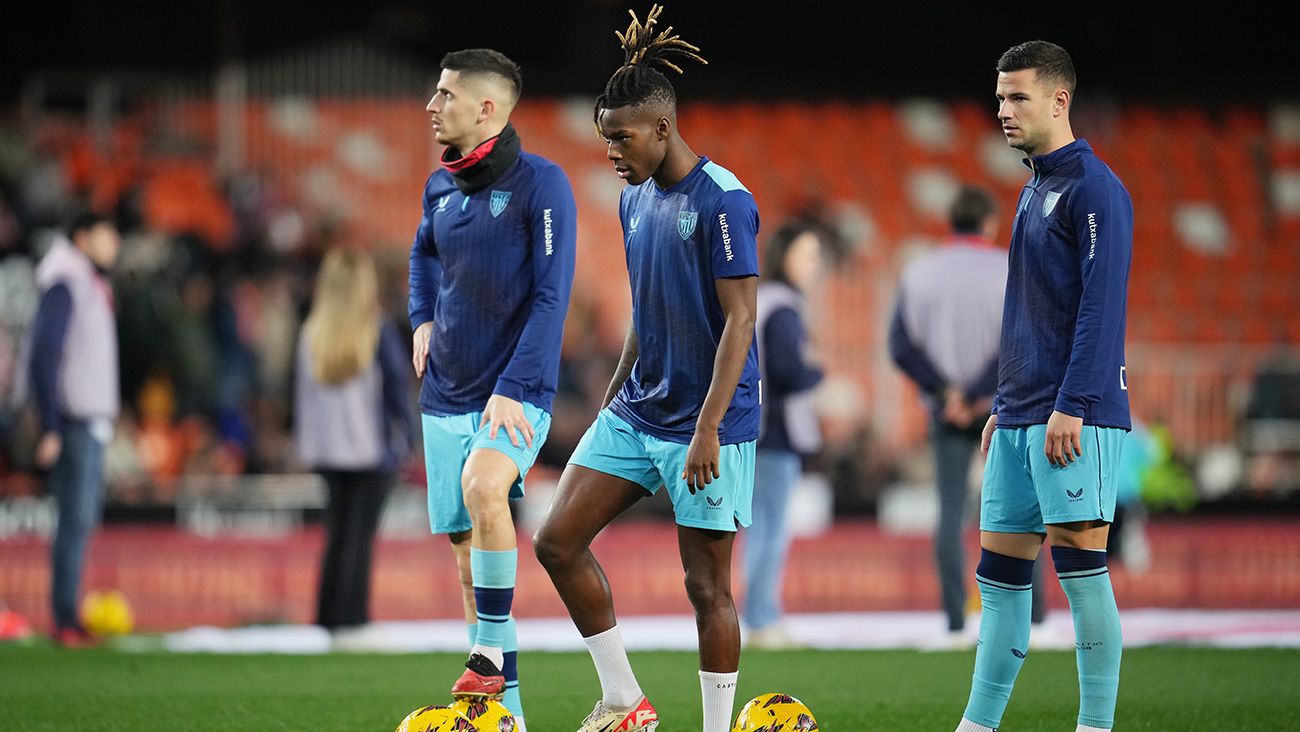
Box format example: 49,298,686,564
980,424,1127,534
421,402,551,535
568,409,754,532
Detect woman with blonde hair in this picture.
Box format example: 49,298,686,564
295,247,412,637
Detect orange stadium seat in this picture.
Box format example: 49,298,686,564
41,98,1295,359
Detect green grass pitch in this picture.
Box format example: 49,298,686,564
2,645,1297,729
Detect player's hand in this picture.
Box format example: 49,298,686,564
35,431,61,469
1045,410,1084,467
481,394,534,449
980,413,998,455
682,427,721,495
412,322,433,378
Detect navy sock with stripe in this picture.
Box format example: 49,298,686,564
471,548,522,720
470,548,515,662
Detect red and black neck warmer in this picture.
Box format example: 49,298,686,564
440,122,522,195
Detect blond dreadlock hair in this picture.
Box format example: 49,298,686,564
594,4,708,132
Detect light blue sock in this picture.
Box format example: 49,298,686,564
470,548,517,656
1053,546,1122,729
466,622,477,648
962,549,1035,729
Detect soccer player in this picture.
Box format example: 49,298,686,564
409,48,577,731
533,7,760,732
953,41,1132,732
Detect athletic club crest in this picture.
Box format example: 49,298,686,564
678,210,698,240
1042,190,1061,217
490,190,512,217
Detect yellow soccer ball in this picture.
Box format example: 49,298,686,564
732,692,819,731
449,698,516,731
80,589,134,636
394,699,516,732
393,703,470,732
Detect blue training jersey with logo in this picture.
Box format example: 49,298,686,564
407,152,577,416
994,139,1133,430
609,156,762,445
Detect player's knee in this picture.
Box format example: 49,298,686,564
683,568,730,611
1047,520,1109,549
461,472,505,516
532,528,571,572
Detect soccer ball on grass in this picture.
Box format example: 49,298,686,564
732,692,818,731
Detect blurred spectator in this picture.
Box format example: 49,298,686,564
742,221,827,648
0,193,38,479
888,186,1045,642
28,212,121,646
133,373,186,496
294,247,413,634
1243,349,1300,498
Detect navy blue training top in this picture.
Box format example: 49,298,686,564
994,139,1133,430
609,156,762,445
408,152,577,415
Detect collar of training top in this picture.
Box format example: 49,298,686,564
441,122,522,195
1022,137,1092,175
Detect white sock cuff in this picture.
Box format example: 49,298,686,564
956,718,997,732
1077,726,1111,732
699,669,739,686
582,624,623,648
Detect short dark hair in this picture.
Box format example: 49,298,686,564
997,40,1076,95
440,48,523,102
594,4,707,132
763,220,837,283
68,211,115,240
949,186,997,235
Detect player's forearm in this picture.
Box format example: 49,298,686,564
697,309,755,432
499,199,577,401
407,250,441,328
495,290,566,401
602,323,639,409
1057,261,1126,415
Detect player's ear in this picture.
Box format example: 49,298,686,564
655,115,671,141
1053,88,1070,118
479,97,496,124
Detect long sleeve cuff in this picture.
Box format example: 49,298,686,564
492,376,527,403
1053,390,1089,418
